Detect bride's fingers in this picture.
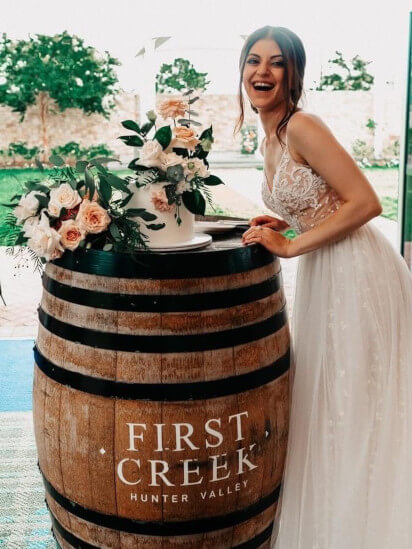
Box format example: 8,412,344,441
242,226,260,239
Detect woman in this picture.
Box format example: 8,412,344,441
238,26,412,548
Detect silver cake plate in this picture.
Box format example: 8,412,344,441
148,233,213,252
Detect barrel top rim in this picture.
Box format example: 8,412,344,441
51,241,275,278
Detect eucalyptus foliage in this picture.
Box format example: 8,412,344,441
156,58,210,94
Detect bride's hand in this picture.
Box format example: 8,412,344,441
249,215,290,232
242,225,295,258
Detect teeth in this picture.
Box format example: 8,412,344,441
253,82,274,90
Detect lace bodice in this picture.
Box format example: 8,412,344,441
261,135,344,234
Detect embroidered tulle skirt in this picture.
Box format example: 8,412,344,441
270,220,412,548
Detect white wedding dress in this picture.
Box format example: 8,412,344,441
262,134,412,548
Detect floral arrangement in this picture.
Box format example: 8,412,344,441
241,125,258,155
119,89,224,225
3,156,165,263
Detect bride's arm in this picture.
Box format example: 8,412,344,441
286,112,382,257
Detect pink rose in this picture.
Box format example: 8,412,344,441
76,199,111,234
58,220,86,251
151,189,174,212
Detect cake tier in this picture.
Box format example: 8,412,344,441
128,182,194,247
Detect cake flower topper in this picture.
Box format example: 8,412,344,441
119,88,224,225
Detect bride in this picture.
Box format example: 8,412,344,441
238,25,412,548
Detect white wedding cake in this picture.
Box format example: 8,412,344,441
128,182,195,248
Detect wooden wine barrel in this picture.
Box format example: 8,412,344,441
33,231,291,548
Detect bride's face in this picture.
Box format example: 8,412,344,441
242,38,287,112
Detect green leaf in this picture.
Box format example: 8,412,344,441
188,97,199,104
49,154,65,166
1,202,19,208
183,88,195,95
91,161,109,175
89,156,120,165
98,176,112,204
126,208,157,221
25,181,49,193
146,223,166,231
35,158,45,171
104,173,131,194
15,232,27,245
154,126,172,150
119,193,134,208
84,168,95,198
171,147,189,158
119,135,144,147
125,208,146,216
203,174,224,186
66,176,77,190
182,190,206,215
177,118,201,127
109,223,121,240
199,125,213,140
121,120,141,133
76,160,89,173
138,210,158,221
35,193,49,209
127,159,153,171
186,110,199,116
140,121,154,135
194,147,208,160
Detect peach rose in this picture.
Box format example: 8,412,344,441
76,199,111,234
58,220,86,251
171,126,200,151
158,99,186,119
151,189,174,212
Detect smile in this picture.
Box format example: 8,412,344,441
252,82,275,91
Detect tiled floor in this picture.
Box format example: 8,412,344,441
0,411,56,548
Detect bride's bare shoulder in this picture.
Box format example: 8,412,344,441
287,111,335,165
288,110,336,148
288,110,329,132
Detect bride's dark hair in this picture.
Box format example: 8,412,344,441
234,25,306,146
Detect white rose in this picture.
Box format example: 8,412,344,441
176,181,191,194
184,158,209,180
27,212,64,262
48,201,61,217
138,140,163,168
159,151,184,172
49,183,81,216
22,216,40,238
14,191,44,223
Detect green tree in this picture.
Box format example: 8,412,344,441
315,51,374,91
0,31,120,161
156,58,210,94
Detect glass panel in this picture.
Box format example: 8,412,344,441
401,12,412,269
